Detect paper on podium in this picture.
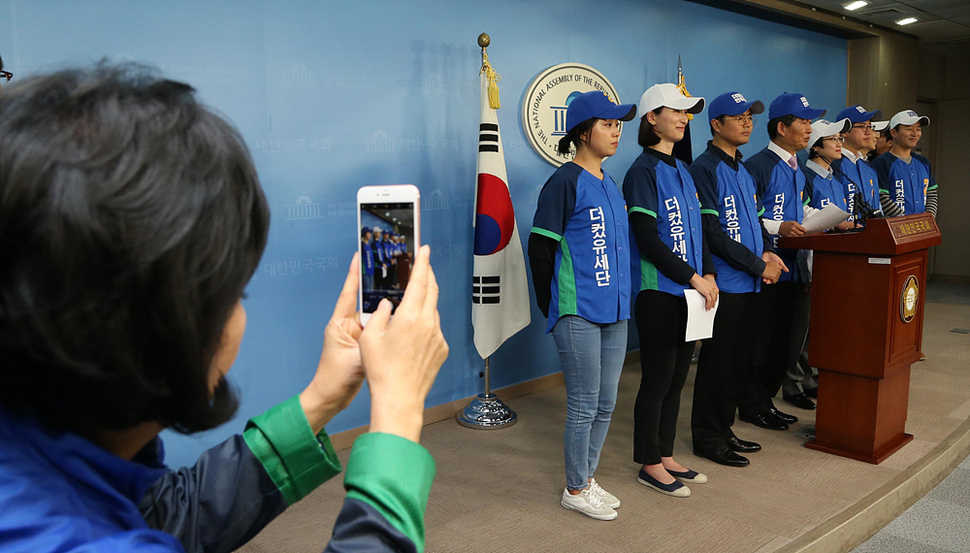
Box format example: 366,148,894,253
684,289,719,342
802,204,849,234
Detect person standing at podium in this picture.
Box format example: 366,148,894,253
740,93,826,430
872,110,938,218
688,91,786,468
804,118,855,229
835,106,883,218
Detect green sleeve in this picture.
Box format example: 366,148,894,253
345,433,436,552
242,395,342,505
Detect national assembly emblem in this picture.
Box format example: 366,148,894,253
900,275,919,323
521,63,624,166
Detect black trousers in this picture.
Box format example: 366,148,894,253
633,290,695,465
691,291,753,454
737,281,809,417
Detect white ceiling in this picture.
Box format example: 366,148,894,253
791,0,970,47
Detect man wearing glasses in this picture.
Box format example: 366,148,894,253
835,106,883,219
738,93,825,432
688,91,786,467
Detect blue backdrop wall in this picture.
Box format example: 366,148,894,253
0,0,847,468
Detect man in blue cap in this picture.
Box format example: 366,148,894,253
689,91,788,466
739,92,826,430
360,226,375,294
836,105,883,219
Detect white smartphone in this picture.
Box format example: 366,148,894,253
357,184,421,325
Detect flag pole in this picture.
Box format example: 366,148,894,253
456,32,518,430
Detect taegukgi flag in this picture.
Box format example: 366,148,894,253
472,61,530,359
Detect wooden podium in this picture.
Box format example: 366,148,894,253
778,213,941,464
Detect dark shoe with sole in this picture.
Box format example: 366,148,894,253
696,447,750,467
769,407,798,423
739,412,789,431
727,435,762,453
783,392,816,410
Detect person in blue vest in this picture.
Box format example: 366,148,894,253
741,92,825,429
689,91,788,469
361,226,376,293
835,105,883,220
805,118,855,223
623,83,716,498
529,90,636,521
872,110,938,218
373,227,388,289
0,64,448,553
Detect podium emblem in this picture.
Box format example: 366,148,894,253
900,275,919,323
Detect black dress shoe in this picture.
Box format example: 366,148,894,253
769,407,799,423
783,392,816,410
727,435,762,453
804,387,818,399
696,447,749,467
739,412,789,431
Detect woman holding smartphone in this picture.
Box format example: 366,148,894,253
622,83,716,498
529,91,636,521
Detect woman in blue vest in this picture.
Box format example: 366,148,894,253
530,90,636,521
805,118,855,230
623,83,717,498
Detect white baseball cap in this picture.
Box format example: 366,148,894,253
638,83,704,117
806,118,851,151
872,120,890,132
889,109,930,129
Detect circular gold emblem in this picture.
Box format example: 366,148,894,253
900,275,919,323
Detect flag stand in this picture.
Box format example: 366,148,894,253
456,357,518,429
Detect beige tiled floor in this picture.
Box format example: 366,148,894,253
237,288,970,553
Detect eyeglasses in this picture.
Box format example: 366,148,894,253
723,115,757,125
0,70,12,82
852,124,875,132
823,136,845,143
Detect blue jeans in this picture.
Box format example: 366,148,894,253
551,316,628,491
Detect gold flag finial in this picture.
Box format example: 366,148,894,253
479,33,501,109
676,55,693,121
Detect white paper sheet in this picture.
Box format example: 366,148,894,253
802,204,849,234
684,289,719,342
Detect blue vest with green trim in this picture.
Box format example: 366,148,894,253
531,162,631,333
835,156,878,215
746,148,808,283
871,152,935,216
624,152,704,297
691,147,764,294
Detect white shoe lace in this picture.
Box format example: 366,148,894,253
588,478,605,499
583,488,606,509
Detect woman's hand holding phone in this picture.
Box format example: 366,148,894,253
359,245,448,443
300,253,366,434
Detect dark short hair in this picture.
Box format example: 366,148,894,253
637,108,666,148
0,63,270,434
767,114,797,141
557,118,597,156
709,116,724,138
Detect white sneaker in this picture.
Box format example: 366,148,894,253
588,478,621,509
561,487,617,520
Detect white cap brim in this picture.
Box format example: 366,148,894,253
638,83,705,117
807,118,851,151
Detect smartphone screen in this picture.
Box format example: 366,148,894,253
359,201,416,315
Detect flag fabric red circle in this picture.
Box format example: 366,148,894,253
474,173,515,256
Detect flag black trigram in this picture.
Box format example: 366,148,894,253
479,123,499,153
472,275,500,304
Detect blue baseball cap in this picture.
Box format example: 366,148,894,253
565,90,637,133
837,105,882,124
361,226,372,236
768,92,826,120
708,91,764,122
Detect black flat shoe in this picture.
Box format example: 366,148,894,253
739,412,789,431
727,435,762,453
696,448,749,467
783,392,816,410
769,407,799,423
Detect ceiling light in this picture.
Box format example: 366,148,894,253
895,17,918,25
843,1,868,11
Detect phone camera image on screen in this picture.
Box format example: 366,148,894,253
359,202,415,314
